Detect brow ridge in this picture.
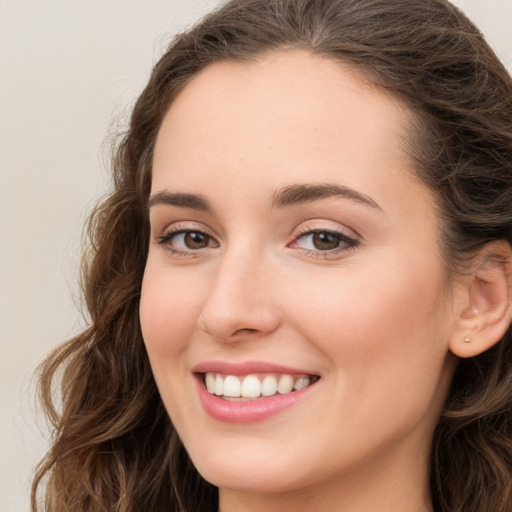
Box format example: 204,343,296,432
271,183,380,210
148,191,212,212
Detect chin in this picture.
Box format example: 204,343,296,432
188,447,311,494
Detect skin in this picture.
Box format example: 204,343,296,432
140,50,463,512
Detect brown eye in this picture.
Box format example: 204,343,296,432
290,228,357,255
312,232,341,251
184,232,210,249
157,229,218,253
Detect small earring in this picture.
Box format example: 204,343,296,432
464,336,472,343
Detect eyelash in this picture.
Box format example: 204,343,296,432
155,224,358,258
290,225,358,259
155,225,218,257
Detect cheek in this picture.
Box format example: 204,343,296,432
284,263,453,448
139,263,201,361
284,254,452,389
139,262,208,431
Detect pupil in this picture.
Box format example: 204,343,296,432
313,232,339,250
185,232,208,249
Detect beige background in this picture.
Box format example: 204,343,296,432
1,1,511,511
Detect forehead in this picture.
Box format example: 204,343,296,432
156,51,408,149
152,50,426,216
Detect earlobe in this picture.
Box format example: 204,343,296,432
449,240,512,358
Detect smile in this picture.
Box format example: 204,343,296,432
194,365,321,423
204,372,317,400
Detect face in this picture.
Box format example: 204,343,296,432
140,51,457,500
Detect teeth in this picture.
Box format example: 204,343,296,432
203,372,315,399
241,375,261,398
293,377,310,391
261,375,277,396
223,375,241,397
214,374,223,396
205,373,216,393
277,375,294,394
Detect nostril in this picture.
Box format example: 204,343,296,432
232,328,258,336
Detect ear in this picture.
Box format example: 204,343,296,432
449,240,512,358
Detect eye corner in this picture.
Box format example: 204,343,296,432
153,223,219,257
288,224,359,259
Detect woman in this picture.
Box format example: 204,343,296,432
32,0,512,511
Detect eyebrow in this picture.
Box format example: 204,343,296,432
271,183,381,210
148,183,381,213
148,191,213,212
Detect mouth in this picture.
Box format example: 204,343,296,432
193,361,321,423
200,372,320,401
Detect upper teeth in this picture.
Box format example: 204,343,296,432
204,372,312,399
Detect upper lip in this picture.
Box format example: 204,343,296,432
192,360,319,376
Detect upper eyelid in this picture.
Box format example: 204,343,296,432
155,221,217,237
296,225,349,236
153,220,360,245
155,227,219,254
293,221,360,240
288,223,360,253
291,229,357,245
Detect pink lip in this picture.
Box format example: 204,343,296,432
192,361,320,424
192,360,316,376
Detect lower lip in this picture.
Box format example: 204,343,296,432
195,376,316,424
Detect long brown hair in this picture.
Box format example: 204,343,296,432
32,1,512,511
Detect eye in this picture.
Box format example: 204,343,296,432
176,231,212,250
156,227,219,254
289,228,358,255
301,231,343,251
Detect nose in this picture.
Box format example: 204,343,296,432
197,250,281,343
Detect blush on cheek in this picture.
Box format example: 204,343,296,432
140,272,206,361
141,310,184,357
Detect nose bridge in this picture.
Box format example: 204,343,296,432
197,241,279,341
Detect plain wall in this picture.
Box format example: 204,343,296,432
1,1,511,511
